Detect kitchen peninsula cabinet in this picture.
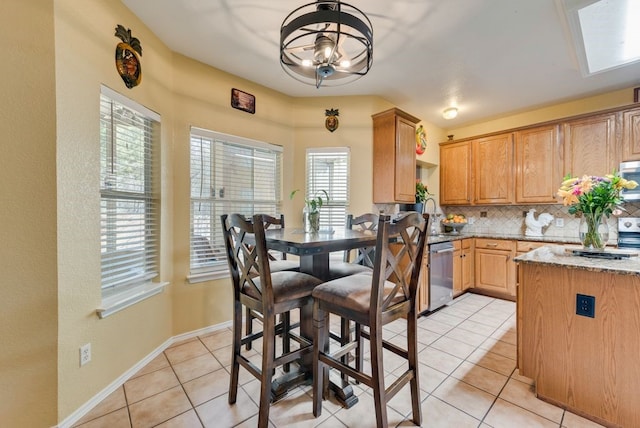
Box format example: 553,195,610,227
474,238,516,298
474,133,514,204
517,247,640,427
372,108,421,203
622,107,640,161
439,141,472,205
515,125,562,203
563,113,617,177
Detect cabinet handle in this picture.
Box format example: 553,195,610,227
487,242,498,247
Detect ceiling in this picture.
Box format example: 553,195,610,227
121,0,640,129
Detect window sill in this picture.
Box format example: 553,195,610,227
187,270,228,284
97,282,169,319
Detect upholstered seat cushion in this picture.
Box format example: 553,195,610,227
312,273,406,314
328,262,372,280
243,271,323,303
269,259,300,272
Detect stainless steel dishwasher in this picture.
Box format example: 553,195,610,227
428,241,454,311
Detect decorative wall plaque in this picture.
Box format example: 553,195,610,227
231,88,255,114
114,25,142,89
325,108,339,132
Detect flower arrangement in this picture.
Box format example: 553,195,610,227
557,172,638,249
415,181,430,203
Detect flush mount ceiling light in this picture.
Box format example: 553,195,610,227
280,1,373,88
442,107,458,120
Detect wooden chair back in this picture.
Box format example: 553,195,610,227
258,214,288,260
371,213,429,315
344,213,379,266
221,213,274,306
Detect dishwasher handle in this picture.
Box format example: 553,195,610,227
431,247,454,254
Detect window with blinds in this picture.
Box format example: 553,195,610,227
189,128,283,278
306,148,350,229
100,86,161,296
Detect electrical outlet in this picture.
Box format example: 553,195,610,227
480,211,487,218
555,218,564,227
80,343,91,366
467,217,475,225
576,294,595,318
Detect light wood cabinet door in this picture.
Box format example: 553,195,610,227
418,256,429,313
515,125,562,203
440,141,472,205
461,239,474,291
474,133,514,204
452,241,462,295
563,113,617,177
622,108,640,161
474,239,516,296
372,108,420,203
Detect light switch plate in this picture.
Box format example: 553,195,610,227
555,218,564,227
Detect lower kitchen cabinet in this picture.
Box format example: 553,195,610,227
418,252,430,313
453,239,474,296
474,238,516,298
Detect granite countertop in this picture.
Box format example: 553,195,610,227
514,244,640,275
427,232,582,245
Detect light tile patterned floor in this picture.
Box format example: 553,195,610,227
73,293,605,427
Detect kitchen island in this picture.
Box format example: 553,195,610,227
515,245,640,428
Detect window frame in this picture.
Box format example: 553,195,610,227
188,127,284,283
98,85,165,318
305,147,351,231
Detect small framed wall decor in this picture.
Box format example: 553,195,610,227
231,88,255,114
635,87,640,103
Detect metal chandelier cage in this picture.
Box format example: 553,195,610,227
280,1,373,88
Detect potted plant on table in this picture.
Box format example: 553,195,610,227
290,189,329,233
557,172,638,250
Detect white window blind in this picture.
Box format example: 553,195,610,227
190,128,283,277
100,86,161,296
306,148,350,229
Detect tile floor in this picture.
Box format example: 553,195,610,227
73,293,605,428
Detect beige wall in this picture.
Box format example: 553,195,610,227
0,1,58,426
54,0,176,420
447,87,638,139
5,0,635,425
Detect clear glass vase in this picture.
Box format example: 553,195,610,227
303,206,320,233
579,213,609,250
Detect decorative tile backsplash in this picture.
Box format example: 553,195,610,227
439,202,640,241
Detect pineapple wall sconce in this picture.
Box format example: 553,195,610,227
114,25,142,89
325,108,339,132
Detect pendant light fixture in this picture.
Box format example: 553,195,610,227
280,1,373,88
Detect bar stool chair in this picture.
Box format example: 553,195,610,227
312,213,430,428
327,213,379,377
246,214,299,353
221,214,322,428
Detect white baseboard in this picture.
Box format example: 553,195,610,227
56,321,233,428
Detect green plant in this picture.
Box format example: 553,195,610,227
289,189,329,213
415,181,430,203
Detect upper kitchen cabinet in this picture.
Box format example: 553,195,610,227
563,113,617,177
372,108,421,203
474,133,514,204
440,141,472,205
515,125,562,204
622,107,640,161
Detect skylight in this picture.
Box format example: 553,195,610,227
562,0,640,75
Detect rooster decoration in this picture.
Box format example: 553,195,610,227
525,209,554,237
